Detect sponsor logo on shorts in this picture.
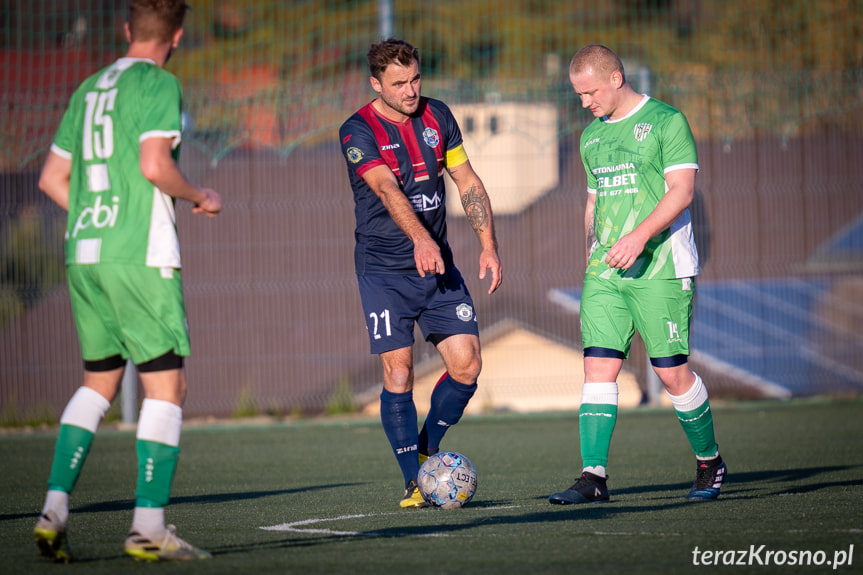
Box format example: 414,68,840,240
456,303,474,322
422,127,440,148
346,147,363,163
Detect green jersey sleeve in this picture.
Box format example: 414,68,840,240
52,88,86,158
659,109,698,170
137,67,183,151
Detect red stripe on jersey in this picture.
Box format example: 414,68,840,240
357,102,401,180
356,158,388,179
397,119,428,181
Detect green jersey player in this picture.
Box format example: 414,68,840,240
34,0,220,563
548,44,726,506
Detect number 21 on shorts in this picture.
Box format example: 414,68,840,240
369,309,392,340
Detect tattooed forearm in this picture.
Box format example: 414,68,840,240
586,221,596,249
461,184,489,234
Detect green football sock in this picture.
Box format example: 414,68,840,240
135,440,180,508
675,400,718,459
47,424,95,493
579,403,618,468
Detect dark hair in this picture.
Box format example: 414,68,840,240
128,0,190,43
367,38,419,80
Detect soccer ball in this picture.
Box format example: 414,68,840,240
417,451,477,509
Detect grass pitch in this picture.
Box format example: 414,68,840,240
1,398,862,574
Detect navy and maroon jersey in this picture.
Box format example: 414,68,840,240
339,97,465,275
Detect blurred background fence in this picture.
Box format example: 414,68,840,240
2,0,862,423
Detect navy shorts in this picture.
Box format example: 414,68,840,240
357,268,479,354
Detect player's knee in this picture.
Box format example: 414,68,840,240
449,354,482,384
651,357,694,394
382,365,413,393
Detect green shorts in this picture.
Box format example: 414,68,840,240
67,264,190,365
580,275,694,359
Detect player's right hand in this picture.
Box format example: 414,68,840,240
414,238,445,277
193,188,222,217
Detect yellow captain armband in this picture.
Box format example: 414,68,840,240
445,144,469,168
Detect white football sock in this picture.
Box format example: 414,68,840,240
583,465,607,478
132,506,166,537
137,399,182,447
42,490,70,524
60,386,111,432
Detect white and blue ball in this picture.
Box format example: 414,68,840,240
417,451,477,509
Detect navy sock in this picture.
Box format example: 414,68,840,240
419,374,477,456
380,389,419,487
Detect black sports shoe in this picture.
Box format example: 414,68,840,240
548,471,610,505
685,455,727,501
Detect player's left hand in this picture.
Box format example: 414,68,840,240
479,249,502,294
605,232,645,270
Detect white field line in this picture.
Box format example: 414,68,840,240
260,513,372,536
259,505,522,537
260,512,449,537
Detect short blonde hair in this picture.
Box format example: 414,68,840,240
569,44,626,83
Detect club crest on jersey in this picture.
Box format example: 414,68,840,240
346,147,363,163
456,303,474,322
422,127,440,148
633,123,653,142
